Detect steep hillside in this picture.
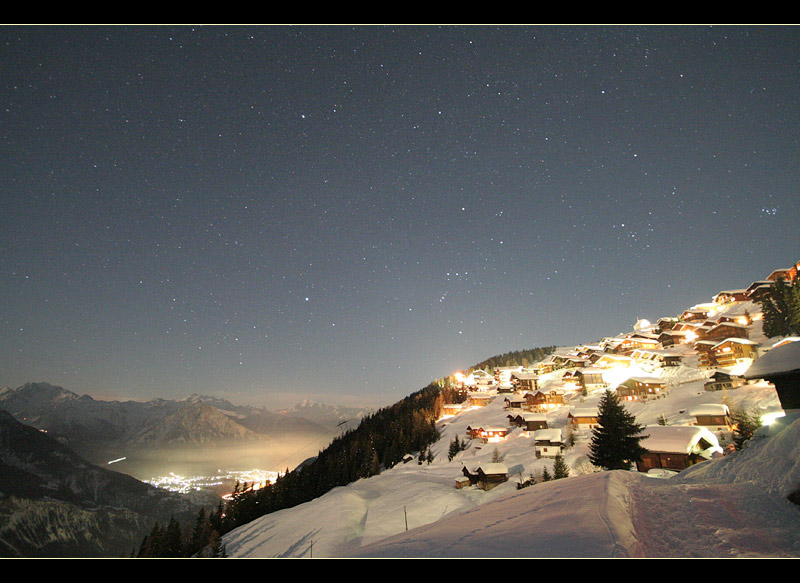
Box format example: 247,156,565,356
0,411,208,557
219,269,800,558
221,376,798,558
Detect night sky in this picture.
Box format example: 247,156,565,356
2,25,799,409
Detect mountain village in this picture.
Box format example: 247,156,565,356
440,260,800,491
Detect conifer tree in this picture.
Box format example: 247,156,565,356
553,454,570,479
732,407,762,450
588,390,648,471
759,277,800,337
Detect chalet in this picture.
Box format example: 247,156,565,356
510,372,539,392
689,403,734,432
461,463,509,491
744,339,800,413
568,408,599,431
616,377,666,401
617,334,661,353
712,289,748,304
518,412,548,432
552,354,588,369
711,338,759,368
630,349,682,367
657,330,689,348
524,389,565,412
472,369,494,386
536,359,557,375
594,354,634,369
636,425,723,473
442,403,464,416
675,321,711,340
504,396,527,410
465,426,483,440
600,336,625,353
575,367,607,391
478,427,509,442
680,307,712,322
703,370,746,392
693,340,718,367
494,366,523,387
533,428,563,458
744,280,774,301
766,265,798,283
656,317,679,332
560,369,580,389
469,392,494,407
704,322,749,342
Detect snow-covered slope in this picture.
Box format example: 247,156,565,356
222,358,800,558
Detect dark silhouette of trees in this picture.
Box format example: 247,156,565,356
758,277,800,337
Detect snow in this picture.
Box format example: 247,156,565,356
220,353,800,557
745,339,800,378
638,425,722,456
688,403,729,416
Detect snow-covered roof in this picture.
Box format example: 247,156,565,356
688,403,730,417
745,339,800,379
533,428,562,442
569,407,598,418
522,412,546,421
477,463,508,475
577,367,605,374
639,425,722,455
712,338,758,348
628,376,666,384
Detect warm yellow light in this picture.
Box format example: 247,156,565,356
685,331,698,342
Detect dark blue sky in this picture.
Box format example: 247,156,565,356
1,25,798,408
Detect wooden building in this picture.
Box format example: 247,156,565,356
575,368,607,391
636,425,723,473
704,322,750,342
712,289,748,304
524,389,565,412
510,372,539,392
711,338,759,367
507,412,548,432
703,370,746,392
462,463,509,491
689,403,734,432
616,377,666,401
568,408,599,430
693,340,718,367
533,428,563,458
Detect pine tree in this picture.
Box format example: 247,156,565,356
759,277,800,337
588,390,648,471
541,466,552,481
732,407,762,450
553,454,570,479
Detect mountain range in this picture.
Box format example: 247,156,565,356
0,383,370,468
